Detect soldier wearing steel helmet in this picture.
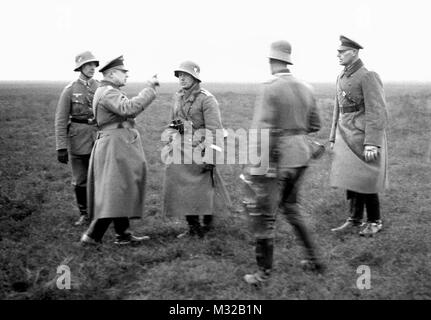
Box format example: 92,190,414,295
242,40,324,285
162,61,230,238
55,51,100,226
329,35,388,237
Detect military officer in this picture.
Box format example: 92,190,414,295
329,35,389,236
80,55,159,245
243,41,324,285
162,61,230,238
55,51,99,226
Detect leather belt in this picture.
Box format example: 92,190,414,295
70,118,97,125
99,121,135,130
340,105,361,114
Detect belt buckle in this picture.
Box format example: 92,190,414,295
87,118,96,125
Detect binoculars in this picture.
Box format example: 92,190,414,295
168,119,184,134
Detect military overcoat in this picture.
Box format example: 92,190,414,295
87,81,156,220
162,83,230,217
329,59,388,193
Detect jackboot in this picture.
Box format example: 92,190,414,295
74,186,89,226
331,192,365,232
202,215,213,235
244,238,273,285
177,215,203,238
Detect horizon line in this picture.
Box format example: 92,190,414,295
1,80,431,84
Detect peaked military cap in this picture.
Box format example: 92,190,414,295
268,40,293,65
99,55,128,73
338,35,363,51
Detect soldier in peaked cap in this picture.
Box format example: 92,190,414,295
162,60,231,239
80,55,160,246
329,35,389,237
242,40,324,285
55,51,100,226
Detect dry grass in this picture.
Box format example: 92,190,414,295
1,81,430,299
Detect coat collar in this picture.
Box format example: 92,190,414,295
177,82,201,103
274,68,291,76
341,59,364,78
100,79,120,89
77,74,93,86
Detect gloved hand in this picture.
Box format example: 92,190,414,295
364,145,379,162
201,163,215,173
57,149,68,164
147,74,160,89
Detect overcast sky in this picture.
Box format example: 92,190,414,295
1,0,430,82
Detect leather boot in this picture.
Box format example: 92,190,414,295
74,186,88,226
177,215,202,238
244,238,273,285
202,215,213,234
331,192,364,232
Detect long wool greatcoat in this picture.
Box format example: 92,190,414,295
162,83,230,217
87,80,156,220
329,59,388,193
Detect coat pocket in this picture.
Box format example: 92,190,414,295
352,113,365,132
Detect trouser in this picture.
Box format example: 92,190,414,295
244,167,319,272
346,190,380,223
279,167,319,262
86,217,130,242
70,154,91,216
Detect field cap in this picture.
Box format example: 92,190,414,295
174,61,201,82
74,51,99,71
268,40,293,65
99,55,128,73
338,35,363,51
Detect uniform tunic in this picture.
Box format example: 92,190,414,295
249,71,321,176
329,59,388,193
55,76,99,155
87,80,156,220
162,83,229,217
244,70,322,239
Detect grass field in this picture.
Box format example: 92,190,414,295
0,80,430,300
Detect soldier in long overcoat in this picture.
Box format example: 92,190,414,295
329,36,388,237
162,61,230,238
80,55,159,245
55,51,99,226
243,41,324,285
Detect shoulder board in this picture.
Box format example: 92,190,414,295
103,85,114,92
199,88,213,97
64,80,75,89
263,75,278,84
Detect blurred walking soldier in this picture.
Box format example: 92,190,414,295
162,61,230,238
243,41,324,285
55,51,99,226
330,36,388,236
80,55,159,245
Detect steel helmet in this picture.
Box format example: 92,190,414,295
268,40,293,65
174,61,201,82
74,51,99,71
